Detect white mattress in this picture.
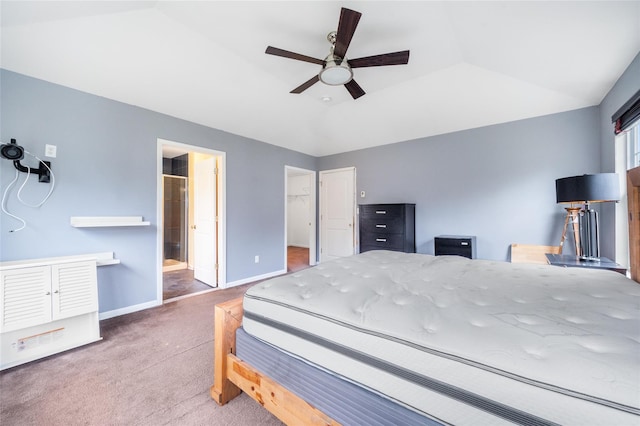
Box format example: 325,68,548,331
243,251,640,425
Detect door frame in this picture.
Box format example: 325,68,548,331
156,138,227,304
284,166,317,270
319,166,356,262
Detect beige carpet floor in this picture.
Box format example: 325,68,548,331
0,283,283,426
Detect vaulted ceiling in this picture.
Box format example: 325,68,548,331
1,1,639,156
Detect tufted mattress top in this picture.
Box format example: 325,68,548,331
243,251,640,425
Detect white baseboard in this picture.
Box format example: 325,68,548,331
223,269,286,289
99,268,287,319
99,300,160,320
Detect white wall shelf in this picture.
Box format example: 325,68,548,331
71,216,150,228
0,252,120,269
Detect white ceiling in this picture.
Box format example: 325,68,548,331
1,1,639,157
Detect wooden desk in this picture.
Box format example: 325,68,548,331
545,254,627,275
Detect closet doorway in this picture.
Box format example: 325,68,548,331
285,166,316,272
158,139,226,302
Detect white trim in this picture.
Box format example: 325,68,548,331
99,299,160,320
285,166,317,272
156,139,227,303
615,132,631,268
225,269,286,288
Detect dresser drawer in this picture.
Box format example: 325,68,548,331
360,233,406,251
360,204,405,219
360,217,405,234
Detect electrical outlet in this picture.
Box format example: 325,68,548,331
45,144,57,158
254,255,259,263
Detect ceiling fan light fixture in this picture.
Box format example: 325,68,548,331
319,54,353,85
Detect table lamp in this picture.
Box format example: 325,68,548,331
556,173,620,261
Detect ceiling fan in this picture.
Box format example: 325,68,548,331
265,7,410,100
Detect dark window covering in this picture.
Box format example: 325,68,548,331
613,88,640,134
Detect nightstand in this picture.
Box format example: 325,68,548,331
434,235,477,259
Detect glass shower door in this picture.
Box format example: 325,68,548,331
163,175,187,270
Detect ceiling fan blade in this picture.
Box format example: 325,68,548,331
348,50,410,68
290,75,320,94
334,8,362,59
265,46,324,65
344,79,365,99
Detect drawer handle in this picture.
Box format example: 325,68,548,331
376,238,387,242
461,242,469,246
375,224,387,228
375,210,386,214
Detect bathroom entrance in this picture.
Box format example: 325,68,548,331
158,139,226,302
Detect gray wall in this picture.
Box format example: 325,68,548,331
319,107,601,261
0,70,315,314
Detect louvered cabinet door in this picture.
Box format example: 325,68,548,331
51,261,98,321
0,266,52,333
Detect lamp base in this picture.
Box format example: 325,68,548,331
578,207,599,261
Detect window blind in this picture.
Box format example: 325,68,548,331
613,88,640,134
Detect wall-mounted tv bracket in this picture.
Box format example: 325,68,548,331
0,138,51,183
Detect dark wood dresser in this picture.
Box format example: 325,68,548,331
359,204,415,253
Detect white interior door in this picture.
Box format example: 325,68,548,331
319,167,356,262
194,155,217,286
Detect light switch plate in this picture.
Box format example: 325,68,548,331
45,144,57,158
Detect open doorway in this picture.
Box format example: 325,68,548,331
157,139,226,302
285,166,316,272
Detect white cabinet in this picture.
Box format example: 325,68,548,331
0,257,101,370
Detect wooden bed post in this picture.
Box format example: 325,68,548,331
210,297,340,425
211,297,244,405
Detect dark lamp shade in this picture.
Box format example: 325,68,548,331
556,173,620,204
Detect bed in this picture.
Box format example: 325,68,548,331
211,250,640,425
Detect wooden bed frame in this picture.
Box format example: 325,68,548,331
210,297,339,425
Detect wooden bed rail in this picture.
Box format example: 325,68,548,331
210,297,339,425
